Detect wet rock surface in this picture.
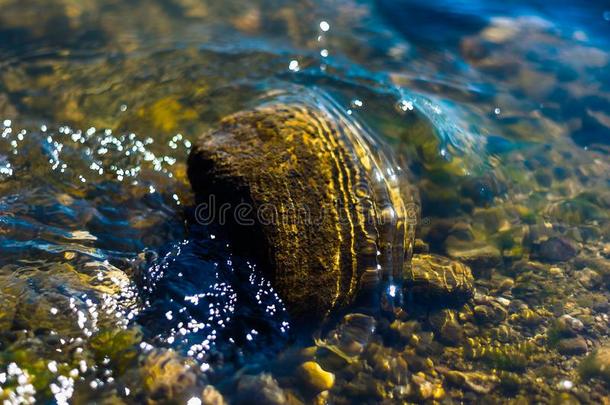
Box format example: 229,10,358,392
188,98,418,318
405,254,474,303
536,236,579,262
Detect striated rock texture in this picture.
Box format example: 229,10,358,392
405,254,474,303
188,95,417,318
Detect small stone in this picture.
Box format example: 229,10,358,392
473,305,493,323
298,361,335,392
557,314,585,334
576,268,602,289
235,374,286,405
432,385,445,400
405,254,475,303
515,308,544,327
557,379,574,391
496,278,515,293
537,237,578,262
409,334,420,347
557,337,588,355
410,374,433,400
574,257,610,288
313,390,329,405
440,368,498,394
201,386,226,405
390,319,421,344
473,303,507,324
370,351,391,376
318,313,376,359
445,242,502,278
509,260,547,276
429,309,464,345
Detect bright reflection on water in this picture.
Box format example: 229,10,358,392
136,235,290,369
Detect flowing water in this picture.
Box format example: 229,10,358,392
0,0,609,403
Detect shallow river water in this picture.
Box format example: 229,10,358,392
0,0,609,403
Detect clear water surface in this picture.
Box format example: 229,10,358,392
0,0,609,403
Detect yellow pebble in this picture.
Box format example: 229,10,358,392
433,385,445,400
298,361,335,392
410,334,420,346
313,390,329,405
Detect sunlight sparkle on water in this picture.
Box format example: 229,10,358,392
288,60,300,72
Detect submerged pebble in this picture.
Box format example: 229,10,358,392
440,368,498,394
536,237,579,262
445,243,502,277
556,337,588,355
405,254,474,303
235,374,286,405
298,361,335,392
